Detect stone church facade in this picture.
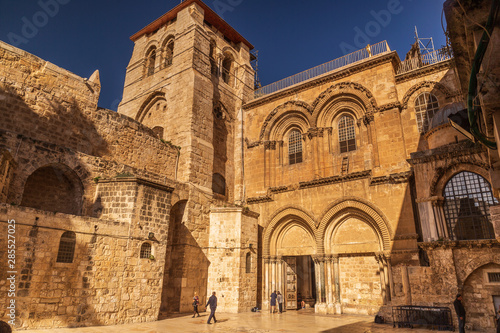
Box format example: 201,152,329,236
1,0,500,331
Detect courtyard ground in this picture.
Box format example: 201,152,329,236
16,310,454,332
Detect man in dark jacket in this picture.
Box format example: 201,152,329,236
205,291,217,324
454,294,466,333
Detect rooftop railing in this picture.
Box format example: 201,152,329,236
396,47,452,75
254,41,391,98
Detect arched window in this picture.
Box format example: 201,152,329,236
222,54,234,86
414,92,439,133
164,39,174,67
288,130,303,165
338,115,356,153
246,252,251,273
209,40,217,75
443,171,498,240
212,173,226,196
140,243,152,259
56,231,76,263
146,47,156,76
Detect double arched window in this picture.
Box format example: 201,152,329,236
414,92,439,133
288,130,303,165
443,171,497,240
338,115,356,153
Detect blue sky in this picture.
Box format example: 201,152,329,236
0,0,446,110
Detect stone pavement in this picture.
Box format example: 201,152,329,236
16,310,452,333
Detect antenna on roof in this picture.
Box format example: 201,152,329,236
414,26,435,55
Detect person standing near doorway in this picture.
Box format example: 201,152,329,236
453,294,466,333
270,290,277,314
277,291,283,313
192,292,200,318
205,291,217,324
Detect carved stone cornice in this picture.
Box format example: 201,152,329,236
369,171,412,186
268,186,290,194
306,127,326,139
407,141,486,165
299,170,372,189
419,239,500,250
245,138,262,149
395,59,453,83
376,102,402,113
243,52,398,110
264,141,277,150
393,233,419,241
246,195,273,205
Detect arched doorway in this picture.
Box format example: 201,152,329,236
462,263,500,330
21,163,83,215
323,212,386,314
263,209,318,311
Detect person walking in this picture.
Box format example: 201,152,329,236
192,292,200,318
454,294,466,333
205,291,218,324
270,290,277,314
277,291,283,313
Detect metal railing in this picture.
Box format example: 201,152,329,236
392,306,454,331
397,47,452,75
254,41,391,98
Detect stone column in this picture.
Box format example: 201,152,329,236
264,256,270,309
271,256,277,293
375,253,387,304
384,253,393,301
277,256,283,295
333,255,341,313
326,256,333,305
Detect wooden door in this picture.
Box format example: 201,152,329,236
285,257,297,310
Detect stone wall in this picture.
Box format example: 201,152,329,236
206,207,258,313
0,41,179,181
0,202,170,329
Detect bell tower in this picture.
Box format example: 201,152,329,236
118,0,254,203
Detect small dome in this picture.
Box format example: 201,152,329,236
429,102,465,130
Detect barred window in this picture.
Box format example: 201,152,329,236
488,272,500,283
338,115,356,153
140,242,152,259
414,93,439,133
443,171,498,240
288,130,303,165
56,231,76,263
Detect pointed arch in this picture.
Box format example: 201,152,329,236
401,81,453,110
430,161,490,197
136,91,166,123
318,198,392,252
263,206,317,256
259,100,313,141
311,82,377,123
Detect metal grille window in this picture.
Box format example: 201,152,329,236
338,115,356,153
414,93,439,133
140,243,152,259
488,272,500,283
56,231,76,263
288,130,303,165
443,171,497,240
